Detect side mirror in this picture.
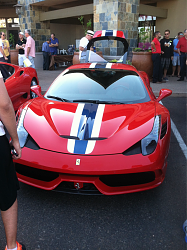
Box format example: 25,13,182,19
156,89,172,102
30,85,43,98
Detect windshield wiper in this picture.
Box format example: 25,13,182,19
47,95,70,102
73,99,125,104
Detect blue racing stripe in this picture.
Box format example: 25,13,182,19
73,103,98,154
105,30,114,36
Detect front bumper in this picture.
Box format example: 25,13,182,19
14,145,168,195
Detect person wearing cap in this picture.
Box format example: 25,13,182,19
16,32,26,67
42,38,51,70
79,30,94,63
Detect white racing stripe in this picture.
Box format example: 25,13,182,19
89,63,97,68
102,30,106,36
113,30,117,36
67,103,84,153
160,101,187,160
106,63,112,69
85,104,105,154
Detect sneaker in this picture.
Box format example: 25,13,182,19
163,77,169,81
177,78,184,81
5,242,26,250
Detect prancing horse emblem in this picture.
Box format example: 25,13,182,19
76,159,80,165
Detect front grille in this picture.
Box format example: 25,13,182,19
99,172,155,187
54,182,101,195
15,163,59,182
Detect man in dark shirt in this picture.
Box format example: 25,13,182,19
42,38,51,70
16,32,26,67
160,29,173,81
49,33,59,55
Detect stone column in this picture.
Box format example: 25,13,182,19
93,0,140,54
18,0,51,52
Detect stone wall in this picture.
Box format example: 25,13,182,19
18,0,51,52
93,0,140,54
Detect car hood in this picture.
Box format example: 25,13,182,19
24,98,156,155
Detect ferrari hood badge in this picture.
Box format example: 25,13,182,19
76,159,80,165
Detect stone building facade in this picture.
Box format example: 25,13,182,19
16,0,140,53
94,0,139,54
1,0,186,55
18,0,51,52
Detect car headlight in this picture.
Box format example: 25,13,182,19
141,116,160,156
17,108,28,148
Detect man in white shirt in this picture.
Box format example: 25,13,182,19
79,30,94,63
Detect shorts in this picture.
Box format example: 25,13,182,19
0,135,19,211
161,57,170,70
172,56,180,66
0,57,6,62
18,54,26,66
24,56,35,69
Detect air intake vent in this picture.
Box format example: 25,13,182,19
122,141,141,155
25,135,40,150
160,121,167,139
60,135,106,141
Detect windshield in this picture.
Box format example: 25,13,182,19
45,69,150,104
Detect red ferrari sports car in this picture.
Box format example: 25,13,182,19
14,30,172,195
0,62,39,111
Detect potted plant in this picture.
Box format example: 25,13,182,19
132,27,153,79
9,33,18,65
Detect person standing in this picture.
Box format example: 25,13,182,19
1,32,11,63
49,33,59,69
49,33,59,55
42,38,51,70
151,31,164,83
16,32,26,67
79,30,94,63
0,33,8,62
160,29,173,81
172,32,183,77
24,29,35,68
177,29,187,81
0,68,25,250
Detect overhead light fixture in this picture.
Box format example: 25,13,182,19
14,4,24,15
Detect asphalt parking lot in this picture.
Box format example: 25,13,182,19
0,68,186,250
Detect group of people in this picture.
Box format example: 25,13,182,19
0,30,35,69
151,29,187,83
0,30,59,70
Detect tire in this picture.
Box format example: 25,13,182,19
30,78,38,99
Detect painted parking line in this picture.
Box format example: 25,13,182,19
171,119,187,160
160,101,187,160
